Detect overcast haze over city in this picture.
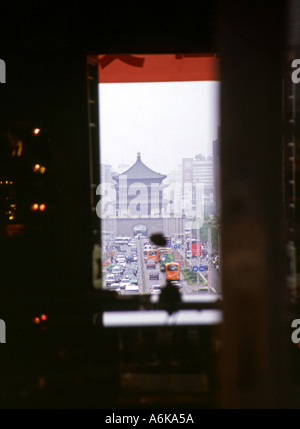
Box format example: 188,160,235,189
99,81,220,177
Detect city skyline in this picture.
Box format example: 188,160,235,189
101,153,213,177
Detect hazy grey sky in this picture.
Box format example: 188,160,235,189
98,81,220,175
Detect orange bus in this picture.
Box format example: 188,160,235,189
165,262,180,281
143,249,159,263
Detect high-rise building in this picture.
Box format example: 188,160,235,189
192,155,214,197
100,163,116,185
213,130,221,216
182,154,215,216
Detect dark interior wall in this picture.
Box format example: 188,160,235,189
0,1,295,409
0,53,93,295
219,2,288,407
0,1,220,297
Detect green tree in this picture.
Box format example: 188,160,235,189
192,214,220,251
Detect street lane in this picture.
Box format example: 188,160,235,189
104,235,221,296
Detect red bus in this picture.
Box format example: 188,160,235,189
191,239,201,257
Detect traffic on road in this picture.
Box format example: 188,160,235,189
102,233,220,296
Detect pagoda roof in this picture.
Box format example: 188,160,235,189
113,153,167,182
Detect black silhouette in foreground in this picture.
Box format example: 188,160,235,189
150,233,182,315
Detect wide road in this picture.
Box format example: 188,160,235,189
136,238,222,295
137,237,164,294
111,237,165,295
110,236,221,295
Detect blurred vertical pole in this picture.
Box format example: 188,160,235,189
208,226,212,290
219,2,288,407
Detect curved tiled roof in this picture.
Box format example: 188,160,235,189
113,153,167,182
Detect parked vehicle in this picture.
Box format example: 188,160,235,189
126,267,138,277
116,254,126,263
113,274,122,283
111,266,122,276
118,261,126,269
106,274,115,287
120,278,131,289
150,285,162,294
186,250,192,258
149,272,159,280
125,284,139,294
147,259,156,269
126,254,137,263
109,283,121,293
114,236,129,245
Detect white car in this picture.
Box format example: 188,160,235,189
125,284,140,294
186,250,192,258
119,278,131,289
111,266,122,275
118,260,126,268
106,274,115,287
109,283,121,293
150,285,162,294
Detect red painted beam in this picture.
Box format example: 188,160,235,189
98,54,219,83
